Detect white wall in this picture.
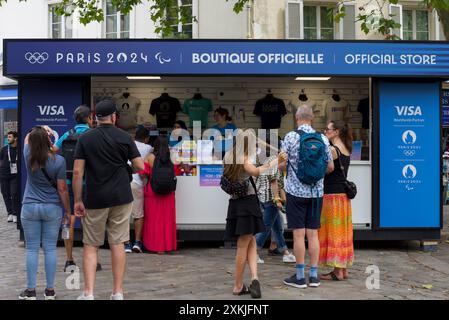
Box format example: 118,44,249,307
134,1,159,38
197,0,247,38
253,0,284,39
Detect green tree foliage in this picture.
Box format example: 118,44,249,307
0,0,448,39
335,0,449,40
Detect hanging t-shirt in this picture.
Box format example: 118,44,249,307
183,97,213,128
114,95,141,130
253,95,287,129
357,97,370,129
149,95,182,129
289,99,323,116
323,97,350,123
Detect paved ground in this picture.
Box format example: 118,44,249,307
1,202,449,300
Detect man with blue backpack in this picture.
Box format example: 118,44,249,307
279,104,334,289
54,105,94,273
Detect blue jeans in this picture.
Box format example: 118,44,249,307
21,203,62,289
256,202,288,252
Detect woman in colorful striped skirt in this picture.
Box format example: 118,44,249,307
319,121,354,281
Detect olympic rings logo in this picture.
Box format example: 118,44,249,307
403,150,416,157
25,52,49,64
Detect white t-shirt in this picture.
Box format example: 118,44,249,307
289,99,322,116
322,98,350,123
114,94,141,130
132,141,153,186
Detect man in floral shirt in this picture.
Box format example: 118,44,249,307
280,105,334,289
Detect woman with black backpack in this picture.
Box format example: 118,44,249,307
222,131,284,298
142,136,178,254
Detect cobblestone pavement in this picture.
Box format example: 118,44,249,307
1,202,449,300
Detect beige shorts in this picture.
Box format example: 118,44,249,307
131,182,144,219
82,203,133,246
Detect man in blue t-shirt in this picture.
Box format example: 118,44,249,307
53,105,93,273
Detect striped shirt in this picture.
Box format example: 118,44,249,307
256,156,285,203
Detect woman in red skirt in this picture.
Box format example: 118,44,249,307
142,136,177,253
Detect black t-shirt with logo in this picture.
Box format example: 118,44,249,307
149,95,182,128
74,125,141,209
357,97,370,129
253,95,287,129
0,145,17,179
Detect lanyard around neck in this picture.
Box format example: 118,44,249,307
8,145,17,163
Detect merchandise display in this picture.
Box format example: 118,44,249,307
113,92,141,130
182,93,213,128
149,93,182,129
323,94,351,123
357,97,370,129
253,93,287,129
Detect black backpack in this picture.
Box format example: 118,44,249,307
150,157,177,195
61,129,80,180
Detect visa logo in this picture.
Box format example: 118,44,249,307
37,105,65,116
395,105,422,116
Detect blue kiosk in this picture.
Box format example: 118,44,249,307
2,39,447,241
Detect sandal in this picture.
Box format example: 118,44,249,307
233,284,250,296
320,272,343,281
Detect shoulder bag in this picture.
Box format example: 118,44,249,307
335,147,357,200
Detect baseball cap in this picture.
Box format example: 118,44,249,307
95,99,117,117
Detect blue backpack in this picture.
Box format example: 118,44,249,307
294,129,328,186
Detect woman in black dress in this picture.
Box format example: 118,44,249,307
223,131,282,298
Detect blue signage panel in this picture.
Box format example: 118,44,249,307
199,165,223,187
443,89,449,127
379,82,440,228
4,40,449,76
20,78,83,200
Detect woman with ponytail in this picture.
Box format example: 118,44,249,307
20,126,71,300
319,121,354,281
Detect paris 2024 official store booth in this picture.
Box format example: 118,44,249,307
3,39,447,241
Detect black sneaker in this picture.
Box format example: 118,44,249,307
44,288,56,300
96,263,102,271
268,248,283,256
283,274,307,289
308,276,321,288
249,279,261,299
18,289,36,300
64,260,76,273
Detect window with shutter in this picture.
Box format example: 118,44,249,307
338,2,356,40
285,0,303,39
389,4,403,39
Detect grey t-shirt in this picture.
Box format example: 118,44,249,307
22,144,66,205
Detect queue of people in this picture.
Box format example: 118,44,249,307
16,100,353,300
222,104,354,298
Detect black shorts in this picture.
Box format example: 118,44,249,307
286,193,323,230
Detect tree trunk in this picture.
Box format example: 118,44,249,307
437,8,449,40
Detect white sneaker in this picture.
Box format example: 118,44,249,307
7,215,13,222
110,292,124,300
282,253,296,263
12,215,17,223
257,256,265,264
77,293,94,300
